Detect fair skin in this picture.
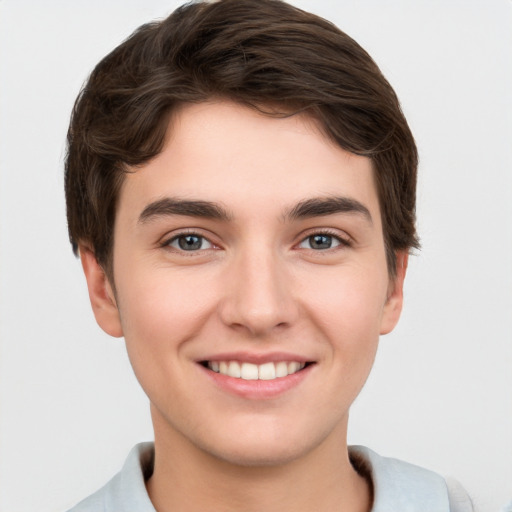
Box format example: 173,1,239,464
81,101,407,512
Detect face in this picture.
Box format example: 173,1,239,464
82,101,406,466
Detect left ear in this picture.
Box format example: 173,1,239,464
380,251,408,335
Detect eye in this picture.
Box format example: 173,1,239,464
167,234,213,251
298,233,345,250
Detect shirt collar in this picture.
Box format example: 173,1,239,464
101,443,450,512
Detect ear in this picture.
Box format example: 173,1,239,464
380,251,408,335
79,246,123,338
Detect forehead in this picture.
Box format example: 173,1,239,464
118,100,380,224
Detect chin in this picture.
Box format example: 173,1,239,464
207,442,305,468
196,423,331,468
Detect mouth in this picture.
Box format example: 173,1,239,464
198,355,315,399
201,360,312,381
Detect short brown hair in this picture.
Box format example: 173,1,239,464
65,0,419,278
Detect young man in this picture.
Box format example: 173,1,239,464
65,1,473,510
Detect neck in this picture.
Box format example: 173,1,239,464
146,411,371,512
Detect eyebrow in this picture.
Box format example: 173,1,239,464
285,196,372,223
138,195,372,225
138,198,232,224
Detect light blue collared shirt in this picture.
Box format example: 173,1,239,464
68,443,473,512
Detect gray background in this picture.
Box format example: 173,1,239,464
0,1,511,511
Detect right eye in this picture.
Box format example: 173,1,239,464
166,234,214,252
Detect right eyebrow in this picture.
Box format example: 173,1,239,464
138,197,232,224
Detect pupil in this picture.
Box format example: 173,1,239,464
311,234,331,249
179,235,202,250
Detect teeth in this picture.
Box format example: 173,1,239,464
258,362,276,380
288,361,300,374
207,360,306,380
275,361,288,378
240,362,259,380
227,361,241,378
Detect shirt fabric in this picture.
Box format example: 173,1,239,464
67,442,473,512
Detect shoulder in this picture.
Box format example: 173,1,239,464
66,443,156,512
349,445,473,512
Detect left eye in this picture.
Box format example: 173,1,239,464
168,234,213,251
298,234,342,250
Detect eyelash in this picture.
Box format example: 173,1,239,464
160,229,351,254
296,229,352,252
161,230,217,253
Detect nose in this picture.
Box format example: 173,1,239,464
218,247,299,337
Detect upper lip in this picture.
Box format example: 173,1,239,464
197,352,314,365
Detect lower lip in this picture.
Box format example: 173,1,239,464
199,363,314,400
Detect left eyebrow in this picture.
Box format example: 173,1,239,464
285,196,373,224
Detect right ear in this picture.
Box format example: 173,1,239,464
79,246,123,338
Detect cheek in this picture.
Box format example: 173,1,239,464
116,270,216,367
301,265,388,375
306,267,388,331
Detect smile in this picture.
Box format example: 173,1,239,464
206,361,307,381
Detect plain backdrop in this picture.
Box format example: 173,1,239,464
0,1,511,511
